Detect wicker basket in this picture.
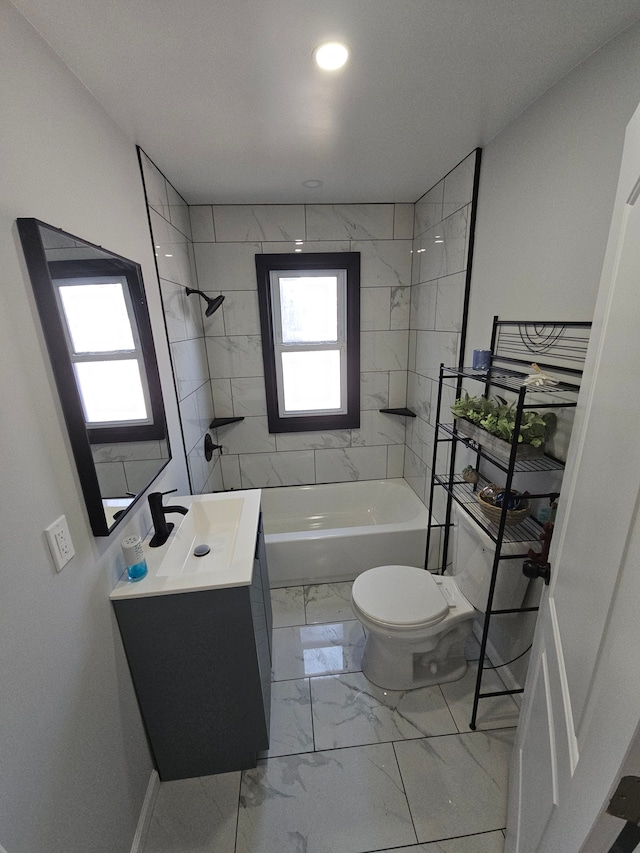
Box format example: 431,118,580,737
477,484,530,527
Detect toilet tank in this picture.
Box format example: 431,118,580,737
451,505,535,613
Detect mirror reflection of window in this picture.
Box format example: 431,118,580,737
54,276,152,428
74,361,147,423
58,281,134,351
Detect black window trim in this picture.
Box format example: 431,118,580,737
255,252,361,434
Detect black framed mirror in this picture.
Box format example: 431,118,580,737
17,218,171,536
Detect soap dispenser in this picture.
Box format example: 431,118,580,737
122,535,148,582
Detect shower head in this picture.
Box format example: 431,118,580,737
185,288,225,317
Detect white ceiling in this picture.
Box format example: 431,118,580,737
11,0,640,204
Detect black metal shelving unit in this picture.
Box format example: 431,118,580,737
426,318,591,729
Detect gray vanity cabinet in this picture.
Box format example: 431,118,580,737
112,521,272,781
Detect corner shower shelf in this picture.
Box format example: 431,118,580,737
209,417,244,429
426,317,591,730
379,407,416,417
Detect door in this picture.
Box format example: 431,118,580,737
506,101,640,852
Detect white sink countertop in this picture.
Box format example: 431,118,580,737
110,489,262,600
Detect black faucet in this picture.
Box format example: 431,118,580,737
148,489,189,547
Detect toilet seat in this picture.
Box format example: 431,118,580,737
352,565,449,628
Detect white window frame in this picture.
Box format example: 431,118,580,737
52,275,153,429
269,269,348,418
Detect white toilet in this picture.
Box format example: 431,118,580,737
350,506,534,691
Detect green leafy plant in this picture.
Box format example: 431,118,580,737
451,393,556,448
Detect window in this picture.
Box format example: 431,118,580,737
54,276,152,429
47,259,166,443
256,253,360,433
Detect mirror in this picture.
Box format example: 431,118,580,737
17,218,170,536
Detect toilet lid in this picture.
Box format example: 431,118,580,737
352,565,449,628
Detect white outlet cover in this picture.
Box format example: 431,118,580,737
45,515,75,572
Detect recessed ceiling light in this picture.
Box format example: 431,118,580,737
314,42,349,71
302,179,323,189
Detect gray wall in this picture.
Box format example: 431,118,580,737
468,21,640,350
465,20,640,685
0,3,188,850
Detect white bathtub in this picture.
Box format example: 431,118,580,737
261,478,429,587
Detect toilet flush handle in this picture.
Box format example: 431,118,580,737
522,559,551,586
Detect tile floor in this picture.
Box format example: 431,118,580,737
141,582,519,853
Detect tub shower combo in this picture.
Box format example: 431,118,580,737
261,478,428,588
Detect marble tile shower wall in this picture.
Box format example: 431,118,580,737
190,202,415,490
92,440,170,497
139,151,223,494
405,152,478,515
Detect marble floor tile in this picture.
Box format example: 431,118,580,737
374,830,505,852
259,678,313,758
142,772,240,853
440,662,520,732
304,581,355,623
395,729,514,843
270,585,306,628
236,744,417,853
271,621,365,681
311,672,457,750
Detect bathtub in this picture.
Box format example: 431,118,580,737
261,478,429,587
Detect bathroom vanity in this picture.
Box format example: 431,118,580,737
110,490,272,781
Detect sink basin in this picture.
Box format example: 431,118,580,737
156,496,244,577
109,489,263,599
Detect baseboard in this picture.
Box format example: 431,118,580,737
130,769,160,853
472,623,523,708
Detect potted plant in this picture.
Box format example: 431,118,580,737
450,393,556,461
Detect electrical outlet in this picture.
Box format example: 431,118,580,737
45,515,75,572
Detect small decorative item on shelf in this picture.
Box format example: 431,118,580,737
451,393,557,462
522,363,559,387
462,465,479,484
477,483,530,526
472,349,492,370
